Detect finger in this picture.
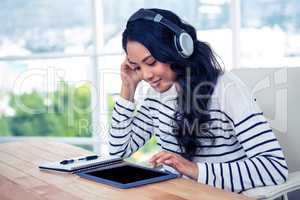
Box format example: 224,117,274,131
120,71,130,82
156,153,173,164
152,154,174,167
149,152,162,163
125,58,138,70
163,158,176,166
149,153,165,167
163,157,184,173
149,151,168,163
121,58,133,69
121,61,132,71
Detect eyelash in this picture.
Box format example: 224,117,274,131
134,61,156,70
149,61,156,66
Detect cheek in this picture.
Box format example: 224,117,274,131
155,64,174,79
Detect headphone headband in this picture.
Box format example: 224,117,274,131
128,9,183,34
127,9,194,58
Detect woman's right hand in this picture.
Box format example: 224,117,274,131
120,57,142,89
120,57,142,101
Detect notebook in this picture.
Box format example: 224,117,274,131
38,155,123,173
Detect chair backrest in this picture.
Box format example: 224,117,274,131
232,67,300,172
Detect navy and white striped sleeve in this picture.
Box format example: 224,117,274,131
108,95,154,158
197,80,288,193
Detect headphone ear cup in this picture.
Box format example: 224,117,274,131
174,35,182,55
178,32,194,58
174,32,194,58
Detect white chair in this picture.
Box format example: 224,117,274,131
232,68,300,200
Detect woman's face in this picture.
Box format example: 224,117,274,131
126,40,176,93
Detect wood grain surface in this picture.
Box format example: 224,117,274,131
0,140,255,200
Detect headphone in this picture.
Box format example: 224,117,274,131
127,9,194,58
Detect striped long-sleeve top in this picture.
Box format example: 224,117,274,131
108,72,288,193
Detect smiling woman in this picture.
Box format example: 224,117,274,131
108,8,288,194
125,40,176,93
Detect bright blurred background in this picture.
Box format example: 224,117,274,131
1,0,300,163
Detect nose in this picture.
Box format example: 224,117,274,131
142,66,154,82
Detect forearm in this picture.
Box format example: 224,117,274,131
196,155,288,193
109,94,154,158
109,96,135,158
120,83,137,102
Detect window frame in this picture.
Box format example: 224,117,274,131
0,0,242,155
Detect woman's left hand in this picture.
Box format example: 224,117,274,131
149,151,199,180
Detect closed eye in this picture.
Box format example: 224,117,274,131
148,60,157,66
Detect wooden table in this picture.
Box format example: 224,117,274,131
0,140,255,200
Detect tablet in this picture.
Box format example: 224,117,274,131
77,163,179,189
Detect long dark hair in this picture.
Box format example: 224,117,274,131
122,8,223,160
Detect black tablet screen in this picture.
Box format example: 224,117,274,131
85,164,167,184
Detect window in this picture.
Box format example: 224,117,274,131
0,1,94,146
0,0,233,159
240,0,300,68
4,0,290,160
0,0,92,57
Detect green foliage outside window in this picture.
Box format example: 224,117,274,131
0,82,92,137
0,83,158,162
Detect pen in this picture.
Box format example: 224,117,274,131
85,155,99,160
60,155,99,165
60,159,75,165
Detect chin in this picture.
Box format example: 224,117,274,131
153,87,164,93
153,84,172,93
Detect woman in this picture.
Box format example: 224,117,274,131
109,8,288,193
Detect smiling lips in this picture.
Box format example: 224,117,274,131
150,79,161,87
